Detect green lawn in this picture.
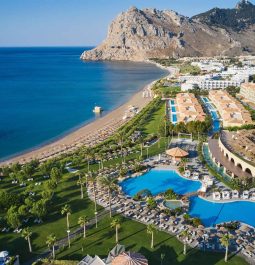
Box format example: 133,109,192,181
56,216,247,265
0,172,102,262
143,101,166,135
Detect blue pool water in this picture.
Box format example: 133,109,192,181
171,106,177,113
172,114,177,123
0,47,167,160
189,196,255,227
120,168,255,227
170,100,175,105
120,169,201,196
201,97,221,133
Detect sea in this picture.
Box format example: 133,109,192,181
0,47,167,161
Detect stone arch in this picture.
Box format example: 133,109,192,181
226,153,229,160
236,163,243,170
245,168,252,176
230,158,235,164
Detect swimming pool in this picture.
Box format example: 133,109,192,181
172,114,177,123
164,200,183,210
189,196,255,227
169,100,178,124
120,168,255,227
201,97,221,133
119,169,201,196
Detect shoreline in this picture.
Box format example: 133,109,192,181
1,64,171,166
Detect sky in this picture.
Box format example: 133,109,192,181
0,0,254,47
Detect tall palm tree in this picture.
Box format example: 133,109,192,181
139,136,144,159
180,229,190,255
96,152,105,170
147,224,156,249
78,216,89,238
46,234,57,260
77,175,86,199
61,204,72,230
220,233,233,262
85,149,94,172
181,158,188,171
99,175,117,218
116,132,124,162
87,171,98,228
22,227,33,253
111,217,121,243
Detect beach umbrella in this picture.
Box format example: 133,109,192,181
0,251,9,258
240,225,250,232
198,225,205,229
112,252,148,265
245,245,254,252
197,230,204,236
219,226,227,232
236,239,243,244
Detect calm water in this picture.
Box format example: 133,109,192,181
189,196,255,227
119,169,202,196
0,47,167,160
120,168,255,227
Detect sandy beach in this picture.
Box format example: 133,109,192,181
0,61,172,166
0,82,156,166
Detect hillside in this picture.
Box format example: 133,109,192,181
81,1,255,61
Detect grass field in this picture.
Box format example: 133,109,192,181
56,216,247,265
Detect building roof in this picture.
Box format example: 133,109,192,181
166,147,189,158
112,252,148,265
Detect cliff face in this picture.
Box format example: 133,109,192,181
81,3,255,61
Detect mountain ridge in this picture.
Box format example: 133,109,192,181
81,1,255,61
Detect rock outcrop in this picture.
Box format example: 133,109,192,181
81,2,255,61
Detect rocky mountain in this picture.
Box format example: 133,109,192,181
81,1,255,61
192,0,255,31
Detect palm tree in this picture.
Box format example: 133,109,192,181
22,227,33,253
220,233,233,262
46,234,57,260
61,204,72,229
85,149,94,172
111,217,121,243
99,175,117,218
139,136,144,159
78,216,89,238
77,175,86,199
87,171,98,227
181,158,188,171
180,229,190,255
147,224,156,249
116,132,124,162
95,152,104,170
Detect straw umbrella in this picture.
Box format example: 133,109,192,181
166,147,188,161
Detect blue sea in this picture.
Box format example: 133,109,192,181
0,47,167,160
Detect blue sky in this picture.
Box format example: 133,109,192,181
0,0,254,47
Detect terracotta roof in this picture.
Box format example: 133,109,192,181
112,252,148,265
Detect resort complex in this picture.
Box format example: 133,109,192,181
176,93,206,123
2,55,255,265
239,82,255,107
209,90,252,127
207,130,255,179
169,93,206,124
